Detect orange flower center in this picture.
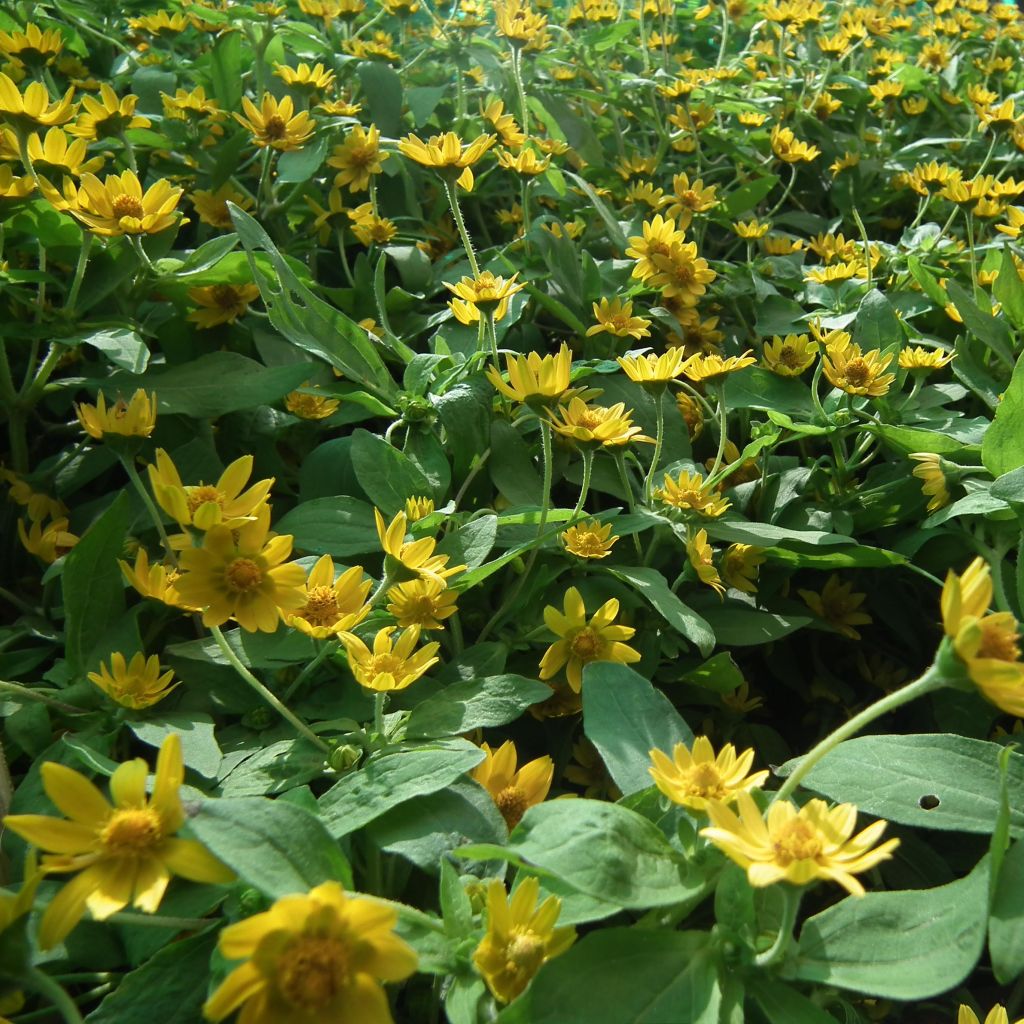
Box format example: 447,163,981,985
681,763,726,799
186,484,224,515
264,115,287,140
211,284,245,310
568,532,608,557
112,194,145,220
400,595,438,623
100,807,163,854
842,358,871,388
224,557,264,593
975,618,1021,662
495,785,529,829
300,585,340,627
276,936,348,1009
772,819,823,865
505,928,546,976
366,653,404,680
569,627,603,661
779,346,803,368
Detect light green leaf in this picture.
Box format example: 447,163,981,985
274,497,380,557
128,712,222,780
406,674,551,739
350,429,432,514
608,565,715,655
990,838,1024,983
983,350,1024,477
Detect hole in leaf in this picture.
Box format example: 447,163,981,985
918,794,940,810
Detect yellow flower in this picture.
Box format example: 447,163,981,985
76,389,157,440
676,391,704,440
588,298,653,341
0,73,76,130
733,218,771,239
721,543,766,593
285,386,341,420
340,625,440,692
119,547,196,610
375,508,464,586
68,83,150,140
348,203,398,246
327,123,388,192
485,342,573,406
682,350,756,383
445,271,523,324
290,556,372,638
798,574,872,639
562,520,618,559
129,11,190,35
0,23,65,68
174,509,307,632
68,171,184,237
647,242,717,306
473,878,575,1004
539,586,640,693
203,881,417,1024
234,93,315,151
941,558,1024,717
405,495,435,521
958,1005,1023,1024
649,737,768,812
274,61,336,93
3,735,234,949
386,578,458,629
397,131,495,191
191,183,253,229
495,0,549,46
898,345,955,372
617,349,687,386
482,99,525,148
687,528,725,596
666,173,718,226
738,111,769,127
187,283,261,328
762,334,817,376
161,86,223,122
471,740,553,830
770,124,821,163
88,652,178,710
0,162,34,202
148,449,273,531
626,214,688,283
701,792,899,896
25,127,104,178
655,470,730,517
2,467,66,522
910,452,951,512
18,516,78,563
822,344,896,397
548,397,652,448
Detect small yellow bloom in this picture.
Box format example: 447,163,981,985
898,345,956,372
25,126,104,178
721,543,766,593
473,878,575,1004
762,334,817,376
822,344,896,397
539,586,640,693
76,389,157,440
496,145,551,176
274,61,336,93
701,792,899,896
910,452,951,512
548,397,652,448
88,652,178,710
67,171,184,237
445,271,523,324
161,86,223,122
958,1005,1022,1024
18,516,78,563
4,735,234,949
290,556,372,638
647,242,717,307
798,574,872,639
649,737,768,812
386,578,458,629
187,283,260,328
676,392,704,440
191,183,253,230
203,881,417,1024
687,528,725,596
682,350,756,383
327,123,388,192
397,131,495,191
770,123,821,163
119,547,196,610
234,93,315,151
405,495,435,521
617,348,686,383
2,467,66,522
588,297,652,340
495,0,549,46
340,625,440,692
285,386,341,420
733,218,771,239
0,72,76,131
0,23,65,68
562,520,618,559
472,740,553,830
68,83,149,140
375,508,464,586
625,214,688,283
485,342,573,406
655,470,730,517
348,203,397,246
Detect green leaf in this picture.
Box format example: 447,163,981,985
319,740,485,838
435,514,497,570
357,61,403,136
608,566,715,655
853,289,902,350
496,929,721,1024
127,713,222,780
563,171,627,250
725,367,815,419
946,279,1014,365
995,246,1024,329
407,85,446,126
907,255,949,306
582,662,694,796
983,350,1024,477
698,606,811,646
277,135,329,183
62,493,130,676
188,796,352,898
350,429,432,515
167,627,316,669
781,733,1024,837
724,175,780,216
274,497,380,557
207,29,243,112
85,930,218,1023
871,422,969,456
760,544,905,569
792,856,990,999
63,327,149,373
406,674,551,739
990,838,1024,983
682,652,745,693
748,976,845,1024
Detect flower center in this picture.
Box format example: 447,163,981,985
276,936,349,1010
572,533,607,556
186,484,223,515
505,928,546,978
112,194,145,220
367,653,403,679
779,346,802,367
682,763,726,799
300,585,340,627
264,115,287,140
213,285,244,309
569,627,604,661
495,785,529,829
843,358,871,387
975,618,1021,662
772,820,823,865
224,557,264,593
100,807,163,854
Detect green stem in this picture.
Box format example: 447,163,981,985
0,679,86,715
65,233,94,315
116,130,138,174
118,453,175,559
210,625,331,754
373,690,388,738
572,447,594,518
444,180,480,278
106,912,214,929
368,569,396,608
707,383,728,478
775,665,947,802
643,390,666,503
753,887,801,968
23,969,84,1024
511,45,530,138
283,640,338,703
715,5,730,68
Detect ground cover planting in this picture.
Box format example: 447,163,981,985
2,0,1024,1021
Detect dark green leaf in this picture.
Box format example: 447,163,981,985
983,351,1024,477
406,674,551,738
357,61,403,136
274,497,380,557
609,566,715,655
350,429,432,514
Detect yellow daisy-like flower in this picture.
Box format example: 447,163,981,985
910,452,951,512
733,218,771,239
617,348,687,384
327,123,389,193
203,881,417,1024
348,203,398,246
547,397,652,448
191,184,253,231
148,449,273,531
0,162,35,202
471,740,553,830
3,735,234,950
87,652,178,710
496,146,551,176
25,127,104,179
76,388,157,440
770,123,821,163
676,391,704,440
798,574,872,640
655,470,730,517
397,131,495,191
482,99,525,148
647,242,717,307
290,556,372,639
626,214,688,283
18,516,78,563
587,297,652,341
375,509,464,586
69,171,184,237
174,509,307,633
405,495,435,521
941,557,1024,717
274,61,336,93
1,468,66,523
340,625,440,692
285,387,341,420
822,344,896,397
539,586,641,693
958,1005,1023,1024
687,528,725,596
682,350,756,383
0,72,76,131
485,342,573,406
445,271,524,324
472,878,575,1004
0,23,65,69
762,334,817,376
67,83,150,140
186,283,261,328
386,578,458,630
162,86,223,123
562,520,618,559
495,0,549,46
119,547,196,610
701,792,899,896
898,345,956,372
649,737,768,812
234,93,315,151
721,543,766,593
